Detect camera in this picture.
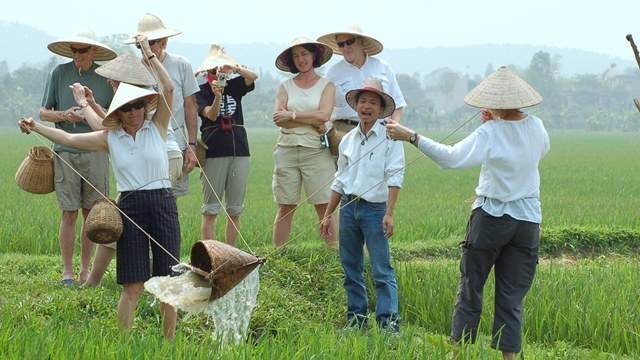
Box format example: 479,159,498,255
217,73,230,87
320,132,329,149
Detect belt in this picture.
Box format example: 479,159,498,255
345,194,364,202
334,119,359,126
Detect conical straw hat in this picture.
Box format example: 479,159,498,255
123,13,181,44
103,83,158,126
195,44,238,75
317,24,383,56
96,52,157,86
47,29,117,61
464,66,543,109
190,240,265,300
275,36,333,73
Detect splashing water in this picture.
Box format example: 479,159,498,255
144,267,260,345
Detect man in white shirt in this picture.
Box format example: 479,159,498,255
125,13,200,196
320,78,404,333
317,24,407,155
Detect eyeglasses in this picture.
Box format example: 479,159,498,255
118,100,146,112
135,39,158,49
336,37,357,48
70,46,91,54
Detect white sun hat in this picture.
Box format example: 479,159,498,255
103,83,158,126
123,13,181,44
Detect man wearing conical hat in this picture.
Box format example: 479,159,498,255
385,66,550,359
317,24,407,156
125,13,200,197
39,28,116,287
320,78,405,333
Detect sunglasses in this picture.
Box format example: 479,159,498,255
70,46,91,54
337,37,357,48
135,39,158,49
118,100,146,112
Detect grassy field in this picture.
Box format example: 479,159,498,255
1,127,639,359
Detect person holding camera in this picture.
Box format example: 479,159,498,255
194,45,258,246
271,37,337,248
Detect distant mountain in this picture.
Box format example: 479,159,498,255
1,20,636,78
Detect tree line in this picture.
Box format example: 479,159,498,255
1,45,639,131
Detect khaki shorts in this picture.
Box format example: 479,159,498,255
200,156,250,215
171,149,190,197
168,150,183,187
54,151,110,210
272,146,334,204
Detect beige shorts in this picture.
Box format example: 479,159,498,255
272,146,334,205
168,150,183,187
54,151,110,210
171,150,191,197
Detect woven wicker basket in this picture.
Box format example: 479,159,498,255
15,146,55,194
85,198,123,244
190,239,265,300
327,127,346,156
194,138,208,168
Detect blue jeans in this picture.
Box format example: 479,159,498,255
339,195,399,323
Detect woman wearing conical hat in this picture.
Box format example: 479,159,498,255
271,37,337,248
385,66,550,359
194,44,259,246
20,35,181,341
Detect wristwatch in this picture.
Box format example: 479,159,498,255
409,133,418,144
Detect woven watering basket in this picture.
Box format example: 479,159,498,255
15,146,55,194
190,239,265,300
194,138,208,168
85,198,123,244
327,127,346,156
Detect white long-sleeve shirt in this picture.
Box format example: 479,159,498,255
417,115,550,223
331,121,405,203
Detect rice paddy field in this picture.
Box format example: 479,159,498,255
0,127,639,359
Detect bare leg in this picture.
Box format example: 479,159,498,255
502,351,516,360
83,244,116,287
117,282,144,332
78,207,94,284
201,213,217,240
59,210,79,281
160,301,177,340
225,215,241,247
314,203,338,247
273,204,296,247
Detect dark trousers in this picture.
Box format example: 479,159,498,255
117,188,181,284
450,207,540,353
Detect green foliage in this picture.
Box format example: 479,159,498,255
541,226,640,255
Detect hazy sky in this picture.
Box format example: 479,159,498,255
1,0,639,59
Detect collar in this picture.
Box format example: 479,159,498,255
114,119,151,139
